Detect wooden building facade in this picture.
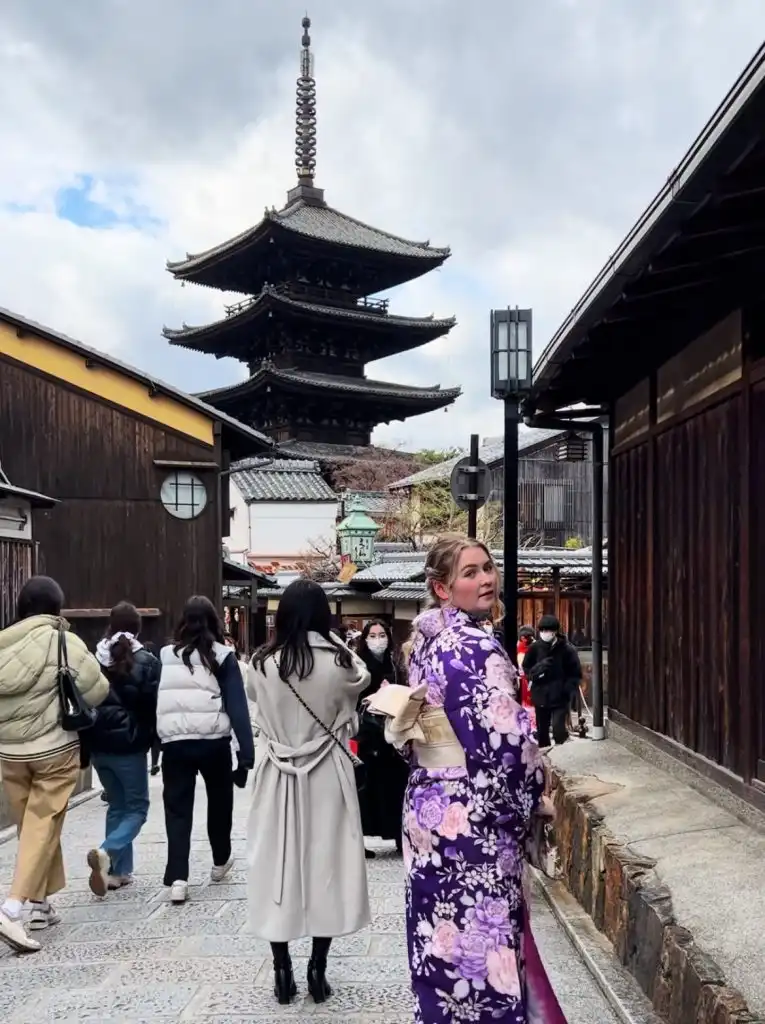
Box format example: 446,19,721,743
0,308,272,649
530,48,765,805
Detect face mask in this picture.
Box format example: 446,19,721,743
482,621,494,634
539,631,555,644
367,637,389,657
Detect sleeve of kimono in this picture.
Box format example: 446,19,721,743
441,642,544,841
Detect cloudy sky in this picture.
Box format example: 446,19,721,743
2,1,764,450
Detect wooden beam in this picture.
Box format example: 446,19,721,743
153,459,219,471
63,608,162,619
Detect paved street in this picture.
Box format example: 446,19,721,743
0,774,620,1023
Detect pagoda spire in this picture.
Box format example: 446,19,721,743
287,15,325,206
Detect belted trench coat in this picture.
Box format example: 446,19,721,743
245,633,371,942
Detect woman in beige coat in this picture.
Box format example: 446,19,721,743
0,576,108,952
246,579,371,1006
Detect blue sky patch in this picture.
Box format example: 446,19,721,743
53,174,162,231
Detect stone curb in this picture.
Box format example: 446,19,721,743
552,767,765,1024
0,785,101,847
533,869,664,1024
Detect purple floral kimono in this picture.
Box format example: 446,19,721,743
402,607,566,1024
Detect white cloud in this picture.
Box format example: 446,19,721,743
1,0,764,450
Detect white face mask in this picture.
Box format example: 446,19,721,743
539,631,555,644
367,636,389,657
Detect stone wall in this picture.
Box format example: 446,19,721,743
552,768,762,1024
0,767,93,830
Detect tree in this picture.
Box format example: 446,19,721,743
296,534,341,583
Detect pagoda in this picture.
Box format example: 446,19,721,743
164,16,459,448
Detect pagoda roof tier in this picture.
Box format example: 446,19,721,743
198,365,461,417
166,198,451,295
163,285,456,361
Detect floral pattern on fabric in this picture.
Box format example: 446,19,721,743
403,607,546,1023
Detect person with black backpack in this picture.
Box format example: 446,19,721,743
85,602,160,896
522,615,582,749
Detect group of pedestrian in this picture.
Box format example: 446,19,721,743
0,577,253,954
0,536,574,1022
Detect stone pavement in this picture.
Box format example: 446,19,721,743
0,773,622,1023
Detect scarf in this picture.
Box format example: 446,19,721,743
96,632,143,668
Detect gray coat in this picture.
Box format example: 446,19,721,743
245,632,371,942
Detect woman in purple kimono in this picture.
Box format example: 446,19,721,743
370,536,564,1023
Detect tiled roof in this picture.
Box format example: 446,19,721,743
354,547,607,584
351,561,426,583
372,583,428,601
200,368,461,406
277,441,415,462
168,200,450,276
164,285,455,345
340,491,390,516
232,457,337,502
388,429,567,489
222,557,276,586
258,580,356,598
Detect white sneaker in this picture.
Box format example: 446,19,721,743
28,902,61,931
87,848,111,897
0,909,40,952
107,874,133,890
169,880,188,904
210,857,234,883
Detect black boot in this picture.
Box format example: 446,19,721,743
307,937,332,1003
270,942,296,1004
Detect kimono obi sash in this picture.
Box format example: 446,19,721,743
413,706,466,770
364,683,466,769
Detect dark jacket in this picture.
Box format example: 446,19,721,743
522,634,582,710
85,648,160,756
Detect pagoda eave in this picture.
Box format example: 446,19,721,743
163,287,456,361
165,202,450,294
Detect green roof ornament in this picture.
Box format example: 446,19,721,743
337,509,380,566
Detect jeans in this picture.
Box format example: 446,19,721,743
161,739,233,886
92,752,150,877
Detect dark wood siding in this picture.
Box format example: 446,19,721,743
0,359,220,645
751,381,765,783
611,399,743,775
0,539,32,629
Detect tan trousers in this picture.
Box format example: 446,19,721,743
0,746,80,901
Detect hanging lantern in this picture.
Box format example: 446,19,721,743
555,432,588,462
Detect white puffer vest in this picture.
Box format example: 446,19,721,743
157,642,232,744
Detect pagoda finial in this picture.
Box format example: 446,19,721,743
295,15,317,186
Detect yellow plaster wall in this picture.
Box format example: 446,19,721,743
0,321,214,446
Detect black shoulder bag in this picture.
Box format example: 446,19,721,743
281,675,366,795
57,626,98,732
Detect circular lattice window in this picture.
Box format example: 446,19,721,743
160,471,208,520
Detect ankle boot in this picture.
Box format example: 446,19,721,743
307,938,332,1003
271,943,297,1004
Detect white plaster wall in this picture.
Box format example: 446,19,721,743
248,501,337,559
223,480,250,564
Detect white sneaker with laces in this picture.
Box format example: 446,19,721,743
0,909,40,952
210,857,234,883
28,902,61,931
170,880,188,904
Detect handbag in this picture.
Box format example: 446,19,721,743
281,675,366,794
57,626,97,732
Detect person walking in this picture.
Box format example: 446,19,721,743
84,603,160,896
355,620,408,858
143,642,163,776
246,579,371,1006
366,536,565,1023
0,576,108,952
157,596,254,904
522,615,583,749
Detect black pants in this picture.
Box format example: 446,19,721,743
161,739,233,885
536,705,569,747
150,739,161,770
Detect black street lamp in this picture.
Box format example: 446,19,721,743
490,307,533,662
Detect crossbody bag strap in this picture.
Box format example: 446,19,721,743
280,674,357,768
58,624,69,672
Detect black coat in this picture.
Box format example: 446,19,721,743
522,635,582,710
356,649,408,842
84,648,160,756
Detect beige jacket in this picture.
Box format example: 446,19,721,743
245,633,371,942
0,614,108,761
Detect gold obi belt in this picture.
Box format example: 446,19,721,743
364,684,466,771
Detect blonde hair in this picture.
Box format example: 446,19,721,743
423,534,498,609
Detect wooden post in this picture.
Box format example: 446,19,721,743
739,310,753,783
552,566,561,622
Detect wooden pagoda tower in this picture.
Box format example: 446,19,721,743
164,16,459,448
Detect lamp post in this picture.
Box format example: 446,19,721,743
490,307,533,663
337,505,380,568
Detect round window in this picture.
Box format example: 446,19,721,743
160,471,208,520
